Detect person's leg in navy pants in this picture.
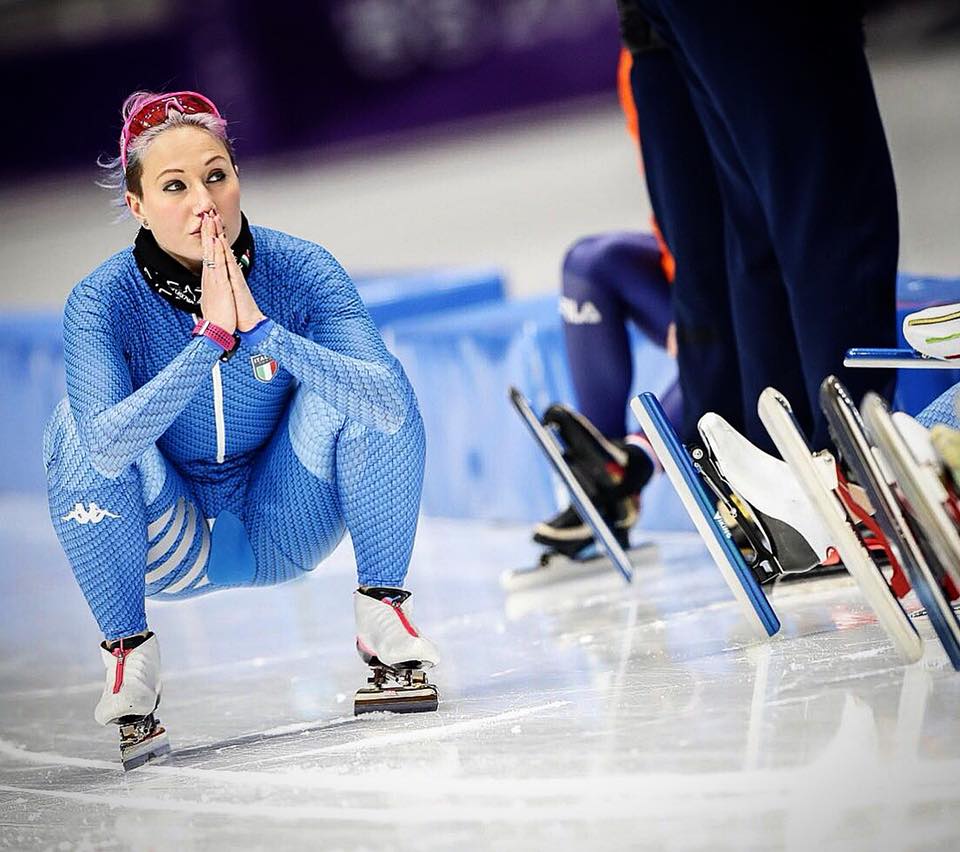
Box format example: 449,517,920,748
632,1,898,448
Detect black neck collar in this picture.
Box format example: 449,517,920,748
133,213,255,315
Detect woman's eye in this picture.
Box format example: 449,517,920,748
207,170,226,183
162,180,185,192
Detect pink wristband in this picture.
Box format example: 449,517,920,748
192,319,237,354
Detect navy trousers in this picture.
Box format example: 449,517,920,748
625,34,744,444
625,1,898,449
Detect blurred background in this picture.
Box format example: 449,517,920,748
2,0,958,307
1,0,959,515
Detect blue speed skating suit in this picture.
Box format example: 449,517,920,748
44,225,425,641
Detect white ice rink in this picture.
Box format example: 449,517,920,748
1,493,958,851
2,21,960,852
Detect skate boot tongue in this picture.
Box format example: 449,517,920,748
358,586,411,606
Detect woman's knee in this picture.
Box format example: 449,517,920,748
45,397,165,503
562,235,611,300
43,398,76,474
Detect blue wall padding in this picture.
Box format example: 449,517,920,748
4,271,960,530
355,267,504,325
0,311,68,495
388,295,684,528
0,267,504,494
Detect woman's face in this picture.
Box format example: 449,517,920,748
126,125,241,272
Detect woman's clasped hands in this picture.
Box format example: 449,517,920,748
199,211,265,334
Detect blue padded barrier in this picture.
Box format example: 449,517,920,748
0,268,504,494
0,312,67,494
386,295,685,528
5,270,960,528
387,273,960,528
356,267,504,326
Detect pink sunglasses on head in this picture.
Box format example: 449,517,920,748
119,91,222,170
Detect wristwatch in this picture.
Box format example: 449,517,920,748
192,319,240,362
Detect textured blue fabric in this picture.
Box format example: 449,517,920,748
560,232,680,438
917,384,960,430
45,226,425,640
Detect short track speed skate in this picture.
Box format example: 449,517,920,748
846,302,960,369
509,388,636,583
861,393,960,597
758,387,923,663
821,377,960,669
843,348,960,370
95,632,171,770
631,393,780,638
353,588,440,715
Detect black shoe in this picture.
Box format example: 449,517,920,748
531,404,652,557
542,404,654,501
533,496,639,558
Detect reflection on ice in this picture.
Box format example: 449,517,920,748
1,501,958,851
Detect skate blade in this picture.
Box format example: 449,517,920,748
121,728,171,771
776,563,849,584
354,684,439,715
501,543,656,592
632,392,780,638
844,348,960,369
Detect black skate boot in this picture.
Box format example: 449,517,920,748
531,404,653,558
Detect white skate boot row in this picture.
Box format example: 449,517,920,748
92,588,442,769
633,373,960,670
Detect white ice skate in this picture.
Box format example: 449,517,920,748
94,632,170,770
843,303,960,369
902,303,960,361
354,589,440,715
698,412,835,572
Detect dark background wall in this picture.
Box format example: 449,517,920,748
6,0,957,181
3,0,621,178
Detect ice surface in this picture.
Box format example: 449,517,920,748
1,495,958,851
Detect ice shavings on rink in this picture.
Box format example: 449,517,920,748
1,495,959,851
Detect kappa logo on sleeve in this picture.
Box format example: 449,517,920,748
250,353,279,382
62,502,120,525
